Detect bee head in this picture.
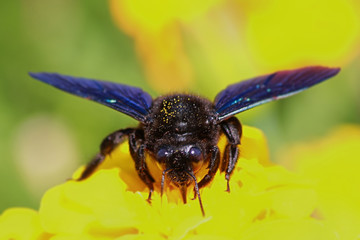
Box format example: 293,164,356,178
155,144,205,214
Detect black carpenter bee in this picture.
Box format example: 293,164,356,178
30,66,340,216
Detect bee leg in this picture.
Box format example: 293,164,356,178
78,128,135,180
198,146,220,189
220,117,242,192
129,131,155,202
192,146,220,199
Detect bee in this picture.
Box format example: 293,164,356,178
30,66,340,216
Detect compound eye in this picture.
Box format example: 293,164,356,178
189,146,202,162
189,146,203,172
156,148,170,163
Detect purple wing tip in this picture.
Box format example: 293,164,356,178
29,72,46,78
313,66,341,81
29,72,56,83
316,65,340,73
308,66,341,76
328,67,341,75
29,72,39,78
278,65,341,85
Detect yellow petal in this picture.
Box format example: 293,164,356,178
40,169,142,237
114,234,165,240
109,0,223,92
0,208,49,240
240,219,337,240
110,0,222,33
240,125,271,166
280,125,360,240
245,0,360,70
48,235,97,240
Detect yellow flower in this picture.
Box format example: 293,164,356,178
0,126,338,239
279,125,360,240
110,0,360,94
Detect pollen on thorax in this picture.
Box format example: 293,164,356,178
160,96,184,123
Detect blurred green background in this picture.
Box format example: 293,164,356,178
0,0,359,212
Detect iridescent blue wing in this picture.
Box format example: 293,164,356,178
29,72,152,123
214,66,340,121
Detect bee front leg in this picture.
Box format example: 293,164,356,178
78,128,135,180
198,146,220,189
191,146,220,200
129,131,155,202
220,117,242,192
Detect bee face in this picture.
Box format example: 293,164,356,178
156,144,204,176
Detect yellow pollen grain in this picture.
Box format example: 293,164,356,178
160,98,180,123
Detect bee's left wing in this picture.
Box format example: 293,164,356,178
29,72,152,123
214,66,340,121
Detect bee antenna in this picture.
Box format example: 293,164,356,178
186,170,205,217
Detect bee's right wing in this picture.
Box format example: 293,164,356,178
214,66,340,121
30,72,153,123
